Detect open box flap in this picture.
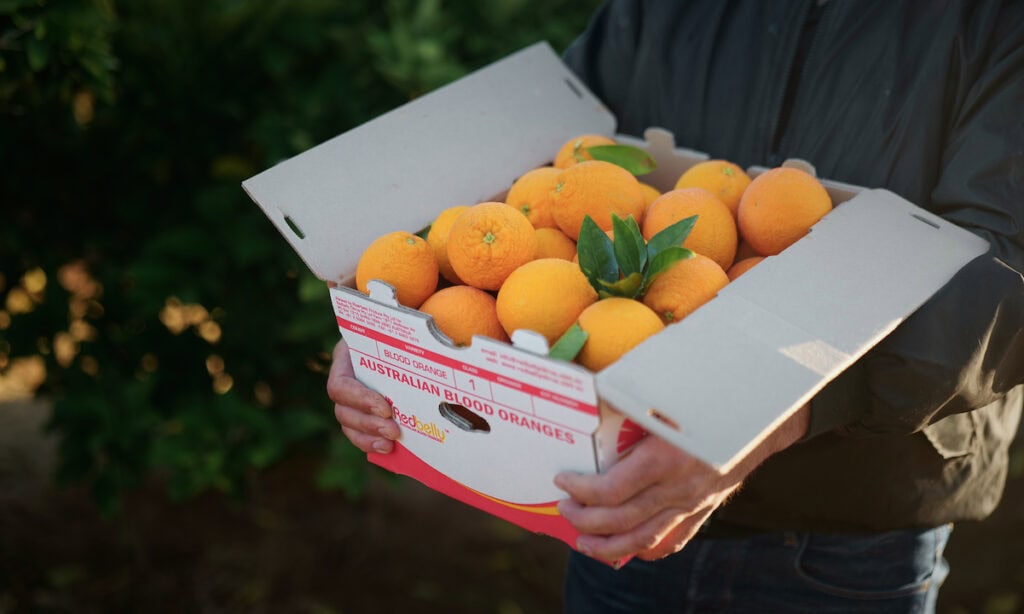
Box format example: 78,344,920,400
595,190,990,473
242,42,615,284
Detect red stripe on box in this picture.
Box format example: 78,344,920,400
369,444,630,568
338,316,597,415
369,443,579,546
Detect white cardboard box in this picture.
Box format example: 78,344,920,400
242,42,989,549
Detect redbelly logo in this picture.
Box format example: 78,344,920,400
393,406,447,443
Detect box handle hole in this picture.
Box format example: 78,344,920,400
439,402,491,433
283,214,306,239
647,408,681,432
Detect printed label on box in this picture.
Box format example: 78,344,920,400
331,286,602,505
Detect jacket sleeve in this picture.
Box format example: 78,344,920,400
807,13,1024,439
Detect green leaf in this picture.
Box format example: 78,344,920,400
576,215,618,291
25,38,49,71
611,213,646,277
247,440,284,469
279,409,329,441
647,214,698,259
549,323,588,362
585,144,657,176
640,247,694,296
597,271,644,299
415,225,431,240
316,438,369,499
298,270,327,303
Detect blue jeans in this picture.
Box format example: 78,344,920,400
564,524,952,613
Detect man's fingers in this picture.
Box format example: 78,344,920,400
329,338,398,454
331,337,351,363
635,506,714,561
326,343,391,418
335,404,400,440
329,338,359,383
558,485,691,535
328,338,391,417
554,456,656,506
574,507,687,563
554,436,691,506
342,425,394,455
558,496,648,535
327,372,392,418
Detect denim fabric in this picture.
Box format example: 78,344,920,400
564,524,952,613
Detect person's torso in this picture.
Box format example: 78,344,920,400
611,0,1003,210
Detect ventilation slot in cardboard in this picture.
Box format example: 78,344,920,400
564,78,583,99
647,408,681,432
439,402,491,433
911,213,940,229
283,214,306,239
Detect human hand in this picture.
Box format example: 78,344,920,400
327,338,400,454
555,403,810,563
554,435,733,563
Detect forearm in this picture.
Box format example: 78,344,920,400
725,402,810,487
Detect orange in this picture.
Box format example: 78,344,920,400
727,256,765,281
533,227,578,261
642,188,738,270
356,231,438,308
506,166,561,229
551,160,646,240
576,298,664,371
419,285,509,346
738,167,833,256
447,202,536,291
554,134,617,169
426,205,470,284
496,258,598,346
639,182,662,209
734,239,760,263
642,253,729,324
675,160,751,217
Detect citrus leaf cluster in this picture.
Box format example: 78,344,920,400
549,212,697,362
577,213,697,300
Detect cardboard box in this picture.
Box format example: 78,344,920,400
242,42,989,551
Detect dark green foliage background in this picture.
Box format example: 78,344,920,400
0,0,602,512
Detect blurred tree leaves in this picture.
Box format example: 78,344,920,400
0,0,601,512
0,0,118,115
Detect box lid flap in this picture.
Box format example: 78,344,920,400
596,190,990,472
242,42,615,283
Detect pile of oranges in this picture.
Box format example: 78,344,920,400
355,134,833,371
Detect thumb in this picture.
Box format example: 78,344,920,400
331,338,355,378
